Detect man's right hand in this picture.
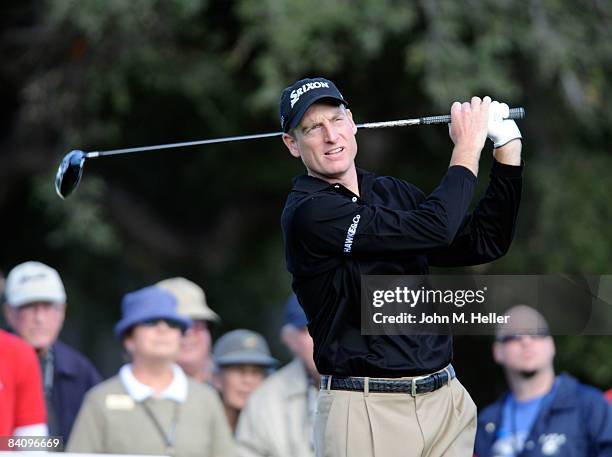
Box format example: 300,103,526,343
449,96,491,177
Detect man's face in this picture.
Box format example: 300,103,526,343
214,364,266,412
5,301,65,352
282,103,358,182
124,319,183,363
493,334,556,375
178,319,211,367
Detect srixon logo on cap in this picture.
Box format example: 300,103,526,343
290,81,330,108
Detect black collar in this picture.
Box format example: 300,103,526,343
291,168,375,195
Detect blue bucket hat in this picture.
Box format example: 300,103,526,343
283,293,308,328
114,286,192,339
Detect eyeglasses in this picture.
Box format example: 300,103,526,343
497,334,549,344
139,318,183,330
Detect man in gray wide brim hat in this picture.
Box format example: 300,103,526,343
236,294,319,457
212,329,278,434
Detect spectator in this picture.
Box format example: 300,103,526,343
3,261,101,442
212,329,278,434
475,305,612,457
156,277,220,383
236,294,318,457
0,329,47,437
67,286,233,457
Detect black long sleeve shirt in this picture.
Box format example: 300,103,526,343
281,161,523,377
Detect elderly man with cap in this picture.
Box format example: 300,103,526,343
3,261,101,442
212,329,278,434
157,277,220,383
475,305,612,457
67,285,234,457
280,76,523,456
236,294,319,457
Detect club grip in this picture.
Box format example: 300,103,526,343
420,107,525,125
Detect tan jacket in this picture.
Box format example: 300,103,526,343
235,359,317,457
67,375,234,457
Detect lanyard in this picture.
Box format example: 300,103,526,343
40,350,54,394
140,399,180,456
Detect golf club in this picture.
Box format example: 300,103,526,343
55,107,525,199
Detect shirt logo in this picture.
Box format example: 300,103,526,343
290,82,330,108
344,214,361,253
539,433,566,455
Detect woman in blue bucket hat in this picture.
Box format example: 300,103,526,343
67,286,234,457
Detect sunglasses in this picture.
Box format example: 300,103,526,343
139,318,184,330
497,333,549,344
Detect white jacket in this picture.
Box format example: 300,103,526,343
236,358,317,457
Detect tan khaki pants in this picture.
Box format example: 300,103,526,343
314,377,476,457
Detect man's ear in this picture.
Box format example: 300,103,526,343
211,371,223,391
282,133,301,158
281,325,299,354
123,335,135,355
347,109,357,135
4,304,17,329
58,302,67,325
492,342,503,365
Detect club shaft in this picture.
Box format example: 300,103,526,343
85,131,284,158
85,107,525,159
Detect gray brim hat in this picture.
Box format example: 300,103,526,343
156,277,220,322
213,329,278,367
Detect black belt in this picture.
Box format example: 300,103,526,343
320,365,455,396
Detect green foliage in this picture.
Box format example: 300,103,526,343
2,0,612,383
234,0,415,108
32,172,120,254
526,152,612,272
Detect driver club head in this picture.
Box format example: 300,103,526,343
55,150,86,199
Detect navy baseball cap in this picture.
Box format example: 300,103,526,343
283,293,308,328
279,77,348,133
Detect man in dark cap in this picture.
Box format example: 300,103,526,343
280,76,523,457
236,294,319,457
475,305,612,457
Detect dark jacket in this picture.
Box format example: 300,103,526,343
51,340,102,441
475,373,612,457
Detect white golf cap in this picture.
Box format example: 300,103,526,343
156,277,220,322
5,261,67,307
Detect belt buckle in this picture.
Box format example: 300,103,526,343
410,374,429,396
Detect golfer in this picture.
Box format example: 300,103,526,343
280,77,523,457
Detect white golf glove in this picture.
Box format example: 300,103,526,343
488,101,522,148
